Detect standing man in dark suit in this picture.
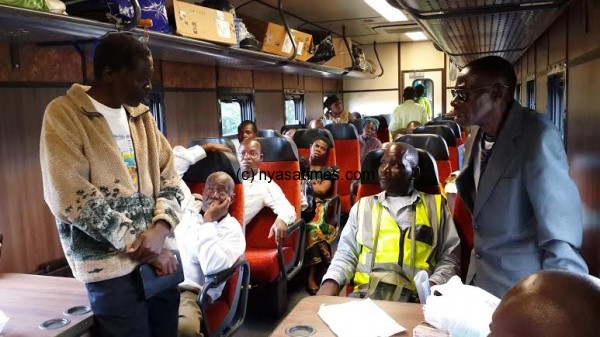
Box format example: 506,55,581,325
452,56,588,298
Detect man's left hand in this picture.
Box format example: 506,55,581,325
127,220,170,263
149,250,178,276
268,219,288,244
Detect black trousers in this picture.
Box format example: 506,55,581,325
85,271,180,337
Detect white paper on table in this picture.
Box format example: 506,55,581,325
414,270,431,304
318,298,406,337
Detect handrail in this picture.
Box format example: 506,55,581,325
278,0,297,63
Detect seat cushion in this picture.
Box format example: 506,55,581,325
205,300,230,334
245,247,295,282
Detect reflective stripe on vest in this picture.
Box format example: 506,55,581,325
354,192,442,291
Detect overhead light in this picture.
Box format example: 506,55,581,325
364,0,408,22
405,31,428,41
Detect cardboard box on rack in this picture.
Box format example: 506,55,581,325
322,37,354,69
172,0,237,45
240,15,313,61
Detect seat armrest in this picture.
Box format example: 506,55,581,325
198,259,245,307
277,219,306,281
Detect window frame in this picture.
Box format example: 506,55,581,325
547,72,567,147
526,80,536,110
146,89,167,135
218,89,255,139
285,89,305,125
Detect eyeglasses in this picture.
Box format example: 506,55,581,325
451,83,509,102
204,186,231,198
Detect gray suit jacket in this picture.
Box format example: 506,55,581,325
457,101,588,298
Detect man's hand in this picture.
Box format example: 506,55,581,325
127,220,170,263
317,279,340,296
268,219,288,244
149,250,178,276
204,197,231,223
202,143,231,153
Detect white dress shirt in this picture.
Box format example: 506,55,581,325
242,170,297,227
175,211,245,302
173,145,207,213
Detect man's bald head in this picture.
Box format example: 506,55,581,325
490,270,600,337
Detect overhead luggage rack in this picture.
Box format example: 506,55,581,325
0,4,376,79
393,0,571,66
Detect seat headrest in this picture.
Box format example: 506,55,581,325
351,119,365,134
426,120,461,139
395,134,449,160
280,124,306,134
415,148,440,191
372,115,389,128
325,123,359,140
258,129,281,138
183,151,241,184
188,138,236,154
414,125,457,147
359,148,439,191
292,128,335,149
256,137,299,162
360,149,383,184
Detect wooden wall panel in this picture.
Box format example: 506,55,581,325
569,0,600,61
0,87,66,274
548,15,567,65
283,74,303,90
0,45,82,83
305,92,324,122
255,92,284,130
254,71,283,90
536,34,549,73
162,61,216,89
323,78,338,93
527,48,536,75
304,76,323,92
164,91,219,147
567,58,600,155
217,67,253,88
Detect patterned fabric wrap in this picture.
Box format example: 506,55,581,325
107,0,171,33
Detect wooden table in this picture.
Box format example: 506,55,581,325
0,273,94,337
270,296,423,336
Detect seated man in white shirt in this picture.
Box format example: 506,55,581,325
175,172,245,337
173,143,231,216
237,139,297,243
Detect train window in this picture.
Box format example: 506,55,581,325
147,91,166,135
526,80,536,110
547,73,566,144
515,83,522,104
285,94,305,124
218,93,254,137
412,79,434,119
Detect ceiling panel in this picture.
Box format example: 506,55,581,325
394,0,570,66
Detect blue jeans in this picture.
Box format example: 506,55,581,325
85,271,180,337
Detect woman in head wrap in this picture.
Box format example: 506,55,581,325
323,95,355,124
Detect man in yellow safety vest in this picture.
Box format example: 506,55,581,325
317,143,460,301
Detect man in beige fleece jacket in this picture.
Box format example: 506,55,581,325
40,33,183,337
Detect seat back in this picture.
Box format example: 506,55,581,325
189,137,237,154
395,134,452,184
182,151,244,225
356,147,440,200
414,125,458,172
258,129,281,138
325,124,360,213
246,137,301,252
372,115,390,143
426,120,463,146
453,195,473,282
280,124,306,134
292,128,337,168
